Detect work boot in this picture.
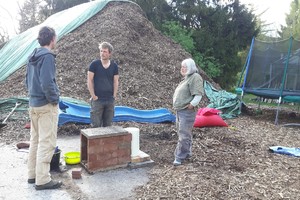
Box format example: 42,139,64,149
27,178,35,184
35,180,62,190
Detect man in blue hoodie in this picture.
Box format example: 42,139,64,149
25,26,62,190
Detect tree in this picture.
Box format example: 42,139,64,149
161,20,194,52
0,5,18,44
161,20,221,78
279,0,300,39
18,0,91,33
131,0,175,30
18,0,41,33
0,28,9,47
169,0,259,88
0,26,9,47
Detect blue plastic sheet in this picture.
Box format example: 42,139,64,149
0,97,175,125
269,146,300,157
58,100,175,126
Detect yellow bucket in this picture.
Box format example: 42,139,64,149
64,151,80,165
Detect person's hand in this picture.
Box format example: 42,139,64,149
187,104,194,110
91,95,98,101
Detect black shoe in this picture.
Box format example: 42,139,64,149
35,180,62,190
28,178,35,184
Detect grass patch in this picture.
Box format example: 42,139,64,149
239,94,300,110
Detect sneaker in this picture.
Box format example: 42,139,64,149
35,180,62,190
173,158,182,166
27,178,35,184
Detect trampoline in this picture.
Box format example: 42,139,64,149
237,36,300,124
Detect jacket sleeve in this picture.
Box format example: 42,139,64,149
39,54,59,104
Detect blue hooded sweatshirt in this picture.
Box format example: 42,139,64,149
25,47,60,107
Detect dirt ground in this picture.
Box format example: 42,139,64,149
1,1,300,199
1,103,300,199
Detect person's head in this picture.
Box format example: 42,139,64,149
99,42,113,61
37,26,56,49
180,58,198,76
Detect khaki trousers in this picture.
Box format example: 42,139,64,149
27,104,58,185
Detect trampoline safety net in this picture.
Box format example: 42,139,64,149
242,37,300,100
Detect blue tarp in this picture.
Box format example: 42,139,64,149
58,100,175,126
269,146,300,157
0,97,175,125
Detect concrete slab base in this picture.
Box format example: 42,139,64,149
129,150,155,169
128,159,155,169
131,150,151,163
0,135,150,200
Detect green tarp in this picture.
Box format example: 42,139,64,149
284,96,300,103
204,81,241,119
0,97,89,114
0,97,29,113
0,0,130,82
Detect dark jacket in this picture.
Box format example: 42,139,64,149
25,47,59,107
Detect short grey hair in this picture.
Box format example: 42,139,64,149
99,42,114,53
182,58,198,75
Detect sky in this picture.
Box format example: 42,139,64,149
0,0,295,38
240,0,293,36
0,0,22,37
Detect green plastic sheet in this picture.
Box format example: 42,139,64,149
0,97,88,113
204,81,241,119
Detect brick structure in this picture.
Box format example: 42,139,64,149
81,126,132,173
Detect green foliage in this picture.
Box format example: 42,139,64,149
192,52,221,78
279,0,300,39
167,0,258,89
161,20,221,79
161,21,195,52
131,0,174,30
